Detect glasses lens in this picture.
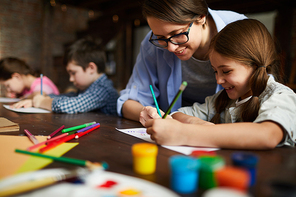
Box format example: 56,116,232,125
150,39,167,48
171,34,188,45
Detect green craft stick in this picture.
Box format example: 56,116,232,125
162,81,187,119
62,121,96,133
15,149,108,170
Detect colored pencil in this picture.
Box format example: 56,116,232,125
162,81,187,119
47,125,65,139
62,121,96,133
75,123,100,139
40,74,43,95
76,122,100,133
24,129,39,145
149,85,161,117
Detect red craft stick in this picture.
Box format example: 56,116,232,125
27,133,68,151
39,134,75,153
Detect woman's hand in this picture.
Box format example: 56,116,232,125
10,99,33,108
139,106,172,126
145,118,186,146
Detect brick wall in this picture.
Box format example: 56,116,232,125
0,0,91,90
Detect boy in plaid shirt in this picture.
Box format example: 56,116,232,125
30,38,119,114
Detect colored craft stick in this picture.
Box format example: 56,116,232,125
162,81,187,119
40,74,43,95
47,125,65,139
76,123,100,133
15,149,108,170
27,133,68,151
62,121,96,133
24,129,39,145
75,123,100,139
149,85,161,117
39,134,75,153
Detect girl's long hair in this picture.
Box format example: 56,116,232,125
209,19,282,123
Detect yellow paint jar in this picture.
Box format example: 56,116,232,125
132,143,158,175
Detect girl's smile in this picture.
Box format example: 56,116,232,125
209,50,255,100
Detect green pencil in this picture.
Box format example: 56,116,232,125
15,149,108,170
150,85,162,117
162,81,187,119
62,121,96,133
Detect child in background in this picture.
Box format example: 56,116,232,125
0,57,59,99
140,19,296,149
24,38,119,114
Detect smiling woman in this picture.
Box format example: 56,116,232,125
117,0,247,121
139,19,296,150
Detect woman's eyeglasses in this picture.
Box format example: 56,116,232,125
149,22,193,48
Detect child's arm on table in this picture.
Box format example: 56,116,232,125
172,112,214,125
32,95,53,111
139,107,213,126
145,118,284,150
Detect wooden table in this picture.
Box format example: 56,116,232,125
1,104,296,197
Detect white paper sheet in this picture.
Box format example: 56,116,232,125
3,105,51,113
0,97,21,103
116,128,218,155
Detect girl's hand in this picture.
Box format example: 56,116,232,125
139,106,171,126
10,99,33,108
145,118,186,146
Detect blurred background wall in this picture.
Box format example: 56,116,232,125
0,0,295,93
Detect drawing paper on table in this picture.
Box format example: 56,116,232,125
0,97,21,103
3,105,51,113
116,128,219,155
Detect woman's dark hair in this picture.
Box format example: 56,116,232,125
64,37,106,73
142,0,208,24
0,57,34,80
209,19,282,123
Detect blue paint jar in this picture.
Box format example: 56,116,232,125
231,152,259,186
169,155,200,194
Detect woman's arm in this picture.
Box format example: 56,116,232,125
122,100,145,121
145,118,284,149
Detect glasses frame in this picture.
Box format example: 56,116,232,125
149,22,193,48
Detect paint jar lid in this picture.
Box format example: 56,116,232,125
216,166,250,191
232,152,258,168
199,156,225,171
170,155,200,173
191,150,216,157
132,143,158,157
